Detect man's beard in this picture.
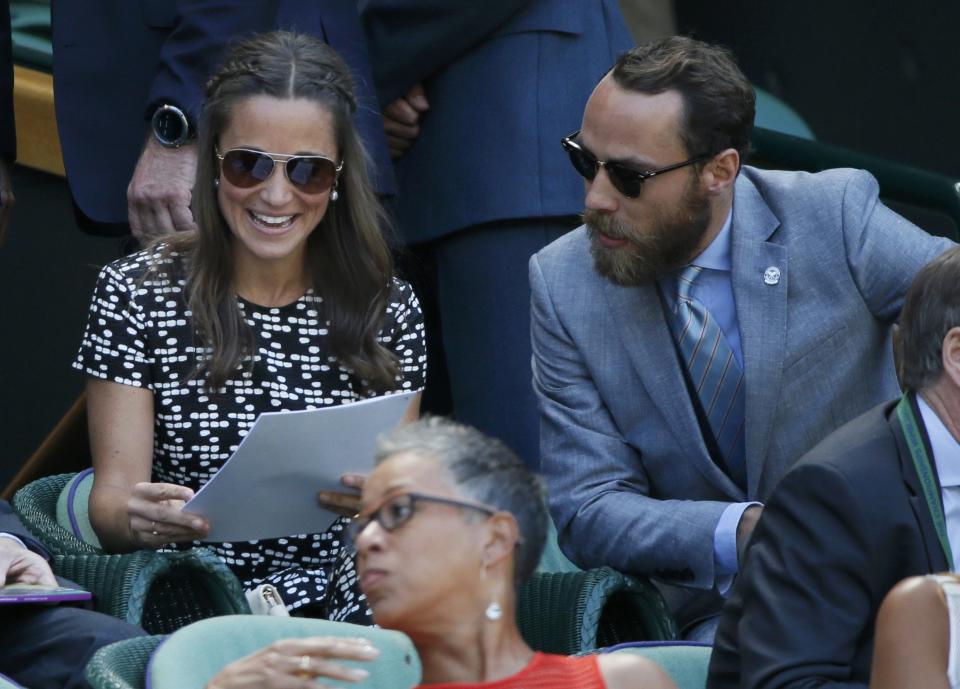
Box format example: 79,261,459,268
585,182,713,287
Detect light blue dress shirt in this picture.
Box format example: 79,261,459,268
918,394,960,561
659,208,760,588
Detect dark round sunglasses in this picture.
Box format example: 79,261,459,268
348,491,498,541
561,130,709,199
216,147,342,195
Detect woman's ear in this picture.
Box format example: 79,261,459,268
482,512,521,570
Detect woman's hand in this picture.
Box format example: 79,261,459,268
317,473,365,517
206,636,379,689
127,482,210,547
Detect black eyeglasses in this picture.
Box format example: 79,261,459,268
561,130,710,199
216,147,342,195
349,492,497,541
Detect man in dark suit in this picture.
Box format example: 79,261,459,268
51,1,392,243
361,0,633,468
708,246,960,688
0,500,144,689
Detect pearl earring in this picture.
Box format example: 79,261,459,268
330,188,339,202
485,602,502,621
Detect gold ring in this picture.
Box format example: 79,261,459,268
297,654,311,677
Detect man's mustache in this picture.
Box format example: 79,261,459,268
583,209,628,241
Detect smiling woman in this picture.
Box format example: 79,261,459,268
70,32,425,623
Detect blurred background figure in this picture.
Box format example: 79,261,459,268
618,0,675,44
50,1,393,244
361,0,633,470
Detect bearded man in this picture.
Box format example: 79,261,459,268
529,36,956,640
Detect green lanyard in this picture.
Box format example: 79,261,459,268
897,394,955,571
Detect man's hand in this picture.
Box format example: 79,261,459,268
736,505,764,565
383,83,429,159
127,136,198,244
0,158,15,244
0,536,57,587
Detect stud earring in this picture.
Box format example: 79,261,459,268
485,602,502,621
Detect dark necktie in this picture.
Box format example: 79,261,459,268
673,265,746,487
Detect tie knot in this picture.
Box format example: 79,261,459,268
676,265,704,302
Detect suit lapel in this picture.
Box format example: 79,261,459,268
602,280,743,496
891,400,951,572
730,175,787,497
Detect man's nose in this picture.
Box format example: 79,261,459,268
584,167,619,213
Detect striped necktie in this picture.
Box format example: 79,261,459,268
672,265,746,488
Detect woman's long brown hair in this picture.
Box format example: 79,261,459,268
158,31,398,393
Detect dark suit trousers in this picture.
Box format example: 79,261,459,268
0,605,144,689
410,218,576,470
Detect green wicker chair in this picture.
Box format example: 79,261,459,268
85,635,166,689
751,127,960,242
87,618,421,689
13,472,250,633
13,472,102,555
515,520,678,654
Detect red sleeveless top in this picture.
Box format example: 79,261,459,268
416,653,605,689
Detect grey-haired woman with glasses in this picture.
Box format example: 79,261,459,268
207,418,676,689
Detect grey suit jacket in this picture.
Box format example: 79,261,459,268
530,165,955,589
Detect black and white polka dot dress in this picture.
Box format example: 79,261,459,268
73,246,426,621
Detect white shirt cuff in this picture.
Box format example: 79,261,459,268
0,533,27,549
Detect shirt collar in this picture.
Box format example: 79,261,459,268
690,208,734,272
917,394,960,487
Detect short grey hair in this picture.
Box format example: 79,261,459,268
899,246,960,391
375,416,548,589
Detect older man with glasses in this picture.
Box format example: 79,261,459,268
529,35,956,640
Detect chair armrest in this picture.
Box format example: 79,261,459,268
54,548,250,634
85,635,167,689
12,472,102,555
517,567,679,655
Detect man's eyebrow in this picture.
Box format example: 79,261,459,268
578,135,655,171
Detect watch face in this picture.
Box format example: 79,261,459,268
156,112,183,141
153,105,189,147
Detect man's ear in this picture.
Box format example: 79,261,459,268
701,148,740,195
942,326,960,388
482,513,520,570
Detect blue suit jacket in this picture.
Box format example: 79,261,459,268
51,0,393,231
362,0,633,244
530,166,956,589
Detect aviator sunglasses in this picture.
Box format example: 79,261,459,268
561,130,710,199
216,147,343,195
